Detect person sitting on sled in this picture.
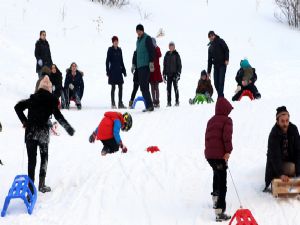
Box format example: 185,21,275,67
89,112,132,156
232,59,261,101
264,106,300,192
189,70,213,104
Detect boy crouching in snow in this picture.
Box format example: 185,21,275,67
89,112,132,156
204,97,233,222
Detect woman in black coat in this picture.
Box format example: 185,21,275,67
15,76,74,194
64,62,84,110
49,64,66,108
106,36,127,109
34,30,53,78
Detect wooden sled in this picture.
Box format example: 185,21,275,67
272,178,300,198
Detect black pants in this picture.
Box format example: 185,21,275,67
213,65,227,98
167,75,179,103
137,66,153,109
101,138,119,154
232,84,260,101
26,140,48,184
111,84,123,105
130,82,139,102
207,159,227,211
65,87,81,106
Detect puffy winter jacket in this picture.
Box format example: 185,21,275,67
196,79,213,97
204,97,233,159
163,50,182,75
150,46,163,83
235,68,257,86
207,35,229,74
96,112,124,144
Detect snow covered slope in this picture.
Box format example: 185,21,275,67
1,0,300,224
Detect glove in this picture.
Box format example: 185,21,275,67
22,121,27,128
66,126,75,136
52,85,56,92
149,62,155,72
131,64,136,74
176,73,181,82
235,85,242,93
120,141,128,153
69,83,74,90
163,75,167,82
38,59,43,67
89,132,96,143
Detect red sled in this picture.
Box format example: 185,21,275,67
146,146,160,153
229,208,258,225
238,90,254,101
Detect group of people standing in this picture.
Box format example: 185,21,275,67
10,23,299,224
35,30,84,110
106,24,182,111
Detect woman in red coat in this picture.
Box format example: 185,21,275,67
150,38,163,108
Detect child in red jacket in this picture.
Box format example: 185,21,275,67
89,112,132,156
204,97,233,222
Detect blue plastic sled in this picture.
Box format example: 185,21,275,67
131,96,146,109
1,175,37,217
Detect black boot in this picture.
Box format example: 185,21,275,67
215,209,231,222
39,176,51,193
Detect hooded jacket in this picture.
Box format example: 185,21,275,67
96,112,125,144
204,97,233,159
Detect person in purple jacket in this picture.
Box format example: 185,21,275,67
204,97,233,222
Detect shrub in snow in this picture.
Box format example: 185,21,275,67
91,0,129,8
275,0,300,28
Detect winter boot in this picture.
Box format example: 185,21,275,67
76,103,82,110
175,101,179,106
0,122,2,132
215,209,231,222
129,100,133,108
118,102,127,109
142,106,154,112
167,102,171,107
38,177,51,193
189,98,194,105
255,93,261,99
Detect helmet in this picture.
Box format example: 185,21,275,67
122,112,132,131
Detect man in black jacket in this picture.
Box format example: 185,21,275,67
15,76,75,194
163,42,182,106
207,31,229,98
264,106,300,191
35,30,53,78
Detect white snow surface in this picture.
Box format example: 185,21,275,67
1,0,300,224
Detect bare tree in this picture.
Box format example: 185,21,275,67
275,0,300,28
91,0,129,8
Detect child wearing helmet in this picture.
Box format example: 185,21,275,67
89,112,132,156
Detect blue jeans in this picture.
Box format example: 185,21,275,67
213,65,227,98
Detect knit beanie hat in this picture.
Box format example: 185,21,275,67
112,36,118,43
38,75,52,93
136,24,144,32
240,59,251,69
276,106,289,120
169,41,175,46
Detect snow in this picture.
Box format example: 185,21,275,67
1,0,300,224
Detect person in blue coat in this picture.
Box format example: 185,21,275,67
64,62,84,110
106,36,127,109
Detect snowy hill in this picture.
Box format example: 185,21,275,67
1,0,300,224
